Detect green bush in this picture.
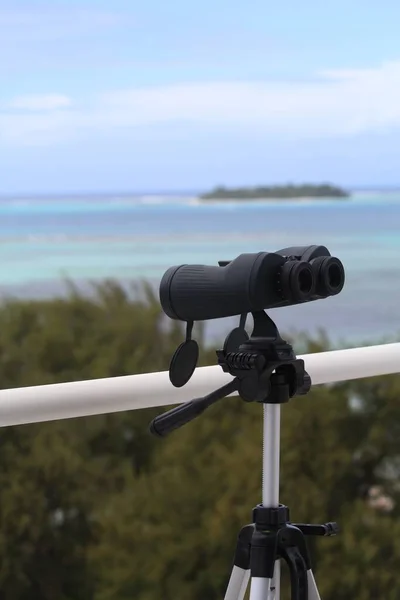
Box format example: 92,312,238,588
0,281,399,599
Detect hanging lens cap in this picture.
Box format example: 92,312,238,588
223,327,249,354
169,339,199,387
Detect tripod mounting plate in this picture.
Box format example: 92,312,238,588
150,309,311,437
217,310,311,404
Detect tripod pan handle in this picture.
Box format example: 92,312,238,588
149,379,239,437
150,399,209,437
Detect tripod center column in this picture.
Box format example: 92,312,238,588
262,403,281,507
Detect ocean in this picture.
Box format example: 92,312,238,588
1,191,400,347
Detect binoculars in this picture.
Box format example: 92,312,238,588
159,245,345,323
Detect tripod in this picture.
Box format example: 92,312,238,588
150,310,338,600
224,400,338,600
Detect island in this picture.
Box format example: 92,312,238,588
199,183,349,200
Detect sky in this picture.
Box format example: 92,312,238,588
2,0,400,193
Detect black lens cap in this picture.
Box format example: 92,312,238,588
169,339,199,387
223,327,249,353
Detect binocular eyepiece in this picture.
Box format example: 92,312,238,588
160,245,345,323
277,247,344,303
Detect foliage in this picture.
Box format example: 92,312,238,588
200,183,349,200
0,281,398,599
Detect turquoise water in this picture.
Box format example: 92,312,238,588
1,191,400,344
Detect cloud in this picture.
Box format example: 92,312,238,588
1,60,400,146
9,95,72,111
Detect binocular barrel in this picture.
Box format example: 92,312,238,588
159,246,345,323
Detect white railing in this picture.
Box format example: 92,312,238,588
0,342,399,428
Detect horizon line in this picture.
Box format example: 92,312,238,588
2,185,400,198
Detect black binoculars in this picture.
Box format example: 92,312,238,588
159,245,345,323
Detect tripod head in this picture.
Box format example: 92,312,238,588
150,244,344,437
150,310,311,437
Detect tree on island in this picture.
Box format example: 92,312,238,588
200,183,349,200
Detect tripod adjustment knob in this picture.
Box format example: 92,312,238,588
253,504,290,529
298,372,312,395
239,374,271,403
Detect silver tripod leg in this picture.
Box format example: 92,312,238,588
224,559,322,600
247,567,321,600
224,566,250,600
224,404,323,600
224,556,280,600
307,570,321,600
249,560,280,600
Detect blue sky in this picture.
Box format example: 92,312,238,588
1,0,400,193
